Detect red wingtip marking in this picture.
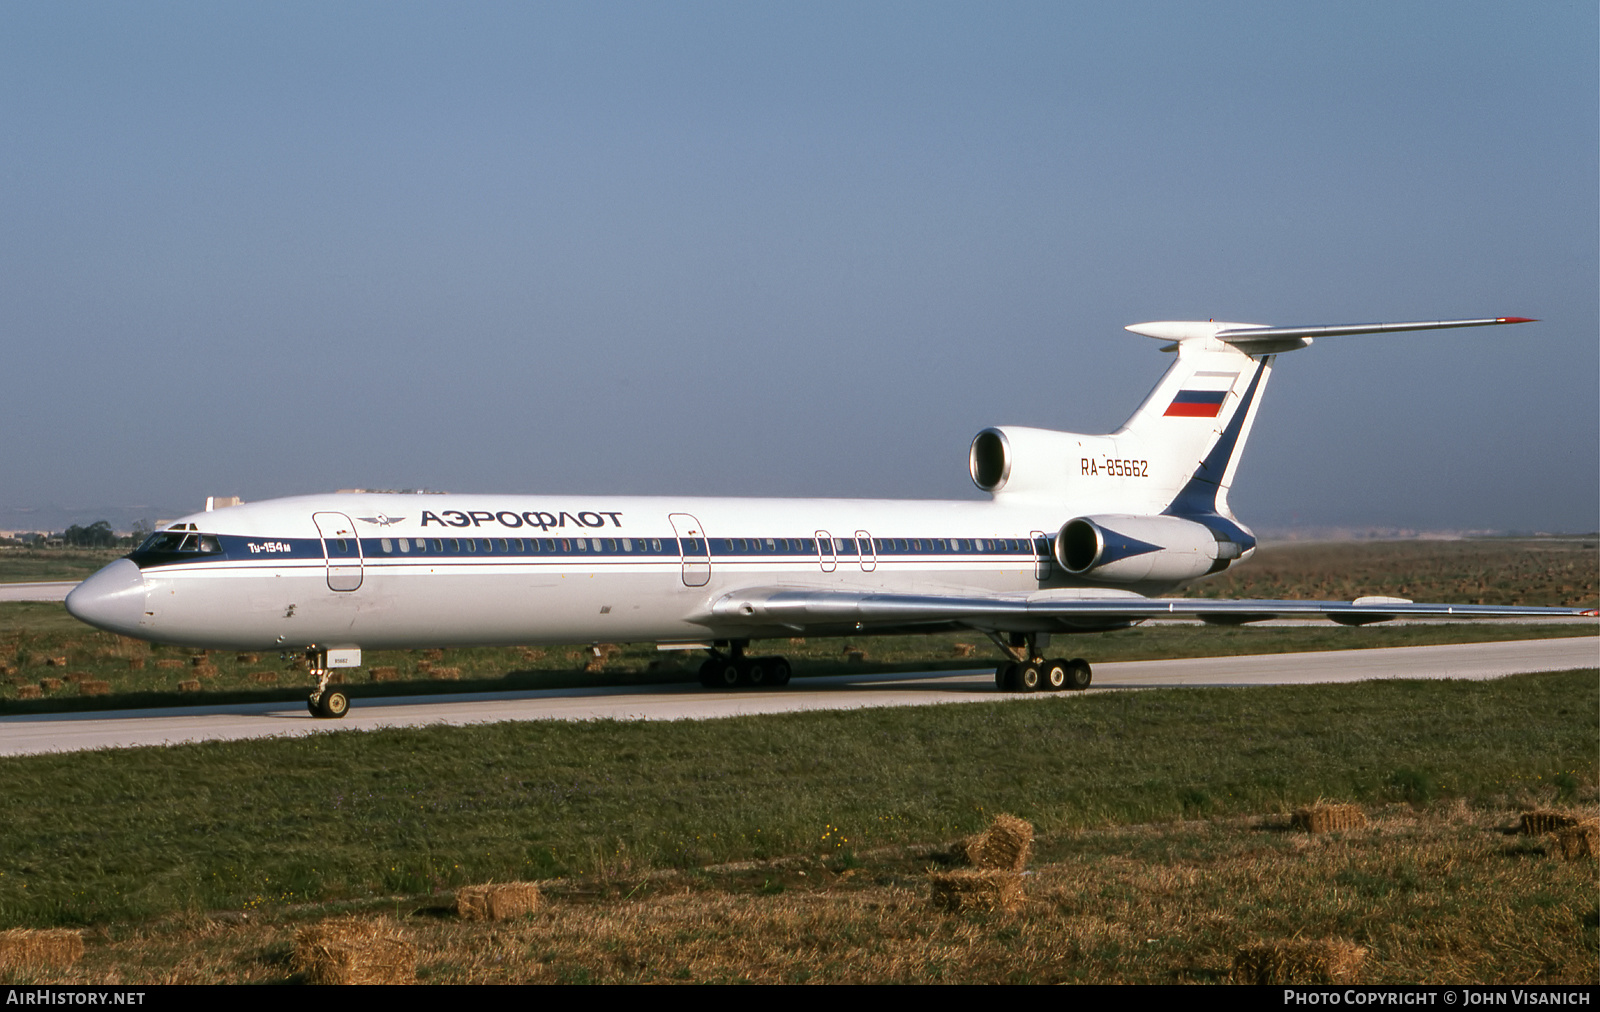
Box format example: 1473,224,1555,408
1581,609,1599,617
1497,317,1537,323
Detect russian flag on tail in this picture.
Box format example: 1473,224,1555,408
1164,389,1228,417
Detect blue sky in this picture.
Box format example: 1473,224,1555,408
2,2,1595,531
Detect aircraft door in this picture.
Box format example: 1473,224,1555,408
856,530,877,572
668,513,710,587
313,512,364,592
814,530,837,572
1030,530,1053,581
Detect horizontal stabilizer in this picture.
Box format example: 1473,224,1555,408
1126,317,1536,353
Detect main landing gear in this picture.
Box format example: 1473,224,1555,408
306,649,350,719
698,640,792,690
986,632,1092,693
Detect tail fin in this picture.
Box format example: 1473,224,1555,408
1115,325,1272,520
1117,316,1535,520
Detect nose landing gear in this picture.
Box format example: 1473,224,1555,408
305,649,351,719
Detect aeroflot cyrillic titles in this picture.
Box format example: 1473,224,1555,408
66,314,1591,718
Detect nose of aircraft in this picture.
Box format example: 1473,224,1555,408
65,559,148,636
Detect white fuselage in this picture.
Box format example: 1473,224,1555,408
106,491,1216,651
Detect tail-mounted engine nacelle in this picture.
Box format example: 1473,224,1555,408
1055,514,1247,584
970,426,1114,496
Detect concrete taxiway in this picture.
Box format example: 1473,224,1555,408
0,636,1593,757
0,581,77,602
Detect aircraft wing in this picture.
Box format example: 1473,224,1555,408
703,587,1597,632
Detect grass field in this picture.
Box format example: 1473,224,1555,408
18,803,1593,985
0,669,1593,983
1188,537,1598,609
0,548,124,584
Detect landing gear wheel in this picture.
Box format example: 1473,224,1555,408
320,689,350,718
700,658,739,689
743,658,767,687
767,656,792,687
998,662,1018,691
310,689,349,719
1065,658,1092,691
698,658,721,687
1016,664,1042,692
1042,659,1067,692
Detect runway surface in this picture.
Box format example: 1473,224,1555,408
0,581,77,602
1,636,1594,757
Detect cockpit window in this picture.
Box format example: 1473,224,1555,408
135,531,224,555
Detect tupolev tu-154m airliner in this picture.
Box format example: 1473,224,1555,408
66,315,1595,717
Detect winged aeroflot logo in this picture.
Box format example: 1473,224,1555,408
356,514,406,527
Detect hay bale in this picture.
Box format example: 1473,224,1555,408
64,671,89,684
370,666,398,682
455,882,542,921
952,642,976,658
39,678,62,692
415,660,433,673
155,658,185,670
236,653,259,664
1520,809,1582,835
928,869,1024,914
1556,820,1598,860
1232,939,1367,984
422,649,444,661
431,666,461,680
193,663,218,679
0,929,84,969
15,685,40,699
127,657,144,670
79,681,110,696
955,814,1034,872
1291,803,1368,834
44,657,67,667
293,917,415,985
178,680,201,692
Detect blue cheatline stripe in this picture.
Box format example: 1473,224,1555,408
134,533,1054,569
1169,389,1227,404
